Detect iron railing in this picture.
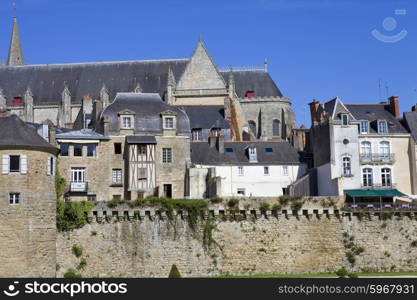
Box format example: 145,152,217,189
359,153,395,164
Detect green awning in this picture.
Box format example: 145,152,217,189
344,189,407,197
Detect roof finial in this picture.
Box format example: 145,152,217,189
264,58,268,72
12,2,16,18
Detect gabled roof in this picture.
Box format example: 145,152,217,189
191,141,301,165
180,105,230,129
0,114,57,152
346,104,408,134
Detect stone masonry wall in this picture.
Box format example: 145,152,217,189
56,208,417,278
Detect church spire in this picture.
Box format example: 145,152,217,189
7,17,24,66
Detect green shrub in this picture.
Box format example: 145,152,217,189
227,199,239,208
77,258,87,270
271,203,282,212
259,202,270,212
278,195,301,206
353,246,364,255
411,240,417,247
335,267,348,278
346,251,356,265
210,197,222,204
91,231,97,236
291,201,303,211
348,273,358,278
106,198,126,208
57,200,94,232
64,268,82,278
168,264,181,278
381,212,393,220
380,222,387,229
202,218,217,249
55,161,66,200
72,245,83,258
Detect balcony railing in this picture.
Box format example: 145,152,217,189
360,183,396,190
359,153,395,164
70,181,88,192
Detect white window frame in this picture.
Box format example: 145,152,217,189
359,121,369,134
381,168,392,187
342,157,351,176
379,141,390,159
9,193,20,205
362,168,373,187
238,166,244,176
361,141,372,157
378,120,388,134
122,116,133,129
71,167,86,183
163,116,175,129
112,169,122,184
283,166,289,176
192,129,202,141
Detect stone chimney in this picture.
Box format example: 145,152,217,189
308,100,320,126
388,96,400,118
93,99,103,121
208,136,216,148
49,126,57,146
82,94,93,114
103,116,110,136
216,135,224,154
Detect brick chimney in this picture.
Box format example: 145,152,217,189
388,96,400,118
308,100,320,126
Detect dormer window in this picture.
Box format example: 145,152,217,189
378,120,388,134
359,121,369,134
122,117,132,129
341,114,349,126
164,117,175,129
248,147,257,163
245,91,255,99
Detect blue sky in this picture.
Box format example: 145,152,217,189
0,0,416,126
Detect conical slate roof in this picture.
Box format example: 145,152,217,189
0,114,57,151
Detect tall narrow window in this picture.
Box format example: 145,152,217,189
9,155,20,173
248,120,257,137
381,168,392,187
379,141,390,160
162,148,172,163
112,169,122,184
238,166,244,176
122,117,132,129
378,120,388,134
283,166,289,176
272,119,281,137
87,144,96,157
164,117,174,129
47,157,54,176
264,166,270,175
362,168,373,187
359,121,369,134
114,143,122,155
71,167,85,183
73,144,83,157
60,144,69,156
341,114,349,126
9,193,20,205
342,157,351,176
138,145,147,155
360,142,371,160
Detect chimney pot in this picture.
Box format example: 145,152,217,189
388,95,400,118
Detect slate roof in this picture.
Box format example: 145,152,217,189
0,60,282,105
56,129,110,140
100,93,191,135
180,105,230,129
403,111,417,142
191,141,301,165
0,114,57,151
345,104,408,134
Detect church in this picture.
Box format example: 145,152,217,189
1,17,295,142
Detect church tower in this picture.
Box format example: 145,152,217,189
7,17,24,66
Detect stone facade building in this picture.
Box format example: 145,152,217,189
0,106,58,277
56,93,191,201
0,17,295,142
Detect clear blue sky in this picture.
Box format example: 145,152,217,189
0,0,416,126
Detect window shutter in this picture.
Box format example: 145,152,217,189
47,157,51,176
20,155,27,174
2,155,9,174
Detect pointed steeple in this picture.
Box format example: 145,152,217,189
167,67,176,87
7,17,24,66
